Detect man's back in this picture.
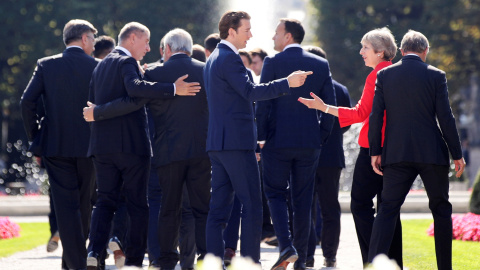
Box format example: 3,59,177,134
21,47,98,157
88,49,151,157
145,54,208,167
372,55,462,165
257,47,336,149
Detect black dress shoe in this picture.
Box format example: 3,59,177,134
265,237,279,247
271,246,298,270
324,257,337,268
305,256,314,268
87,251,99,270
293,260,306,270
108,236,126,269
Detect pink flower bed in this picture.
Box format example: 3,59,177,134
427,213,480,241
0,217,21,239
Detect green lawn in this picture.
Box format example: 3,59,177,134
0,222,50,258
403,219,480,270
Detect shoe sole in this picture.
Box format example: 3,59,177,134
108,241,125,268
87,256,98,269
271,254,298,270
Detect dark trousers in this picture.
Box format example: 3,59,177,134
206,150,263,263
47,188,58,236
368,162,451,270
88,153,150,267
43,156,95,270
262,148,320,263
315,166,342,259
157,157,211,269
223,196,242,250
258,160,275,238
147,167,162,264
179,186,197,269
350,148,402,267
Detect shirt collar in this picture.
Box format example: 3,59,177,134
116,46,132,57
406,53,421,58
66,45,83,50
171,52,187,57
220,40,239,54
283,43,301,51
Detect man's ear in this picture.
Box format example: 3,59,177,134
228,28,236,38
400,49,405,56
285,32,293,42
81,34,88,45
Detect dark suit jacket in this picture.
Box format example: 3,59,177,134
318,80,351,168
256,47,336,149
87,49,175,157
369,55,463,166
204,43,291,151
92,54,208,168
20,47,99,157
145,54,208,167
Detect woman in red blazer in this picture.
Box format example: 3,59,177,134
299,27,403,268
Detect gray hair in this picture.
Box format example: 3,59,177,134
118,22,150,45
400,30,429,53
164,28,193,55
361,27,397,61
63,19,97,45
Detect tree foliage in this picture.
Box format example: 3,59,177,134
312,0,480,108
0,0,223,145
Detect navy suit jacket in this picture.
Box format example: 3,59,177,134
317,80,351,168
88,49,175,157
369,55,463,166
20,47,99,157
204,43,291,151
256,47,336,150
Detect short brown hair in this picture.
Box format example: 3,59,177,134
250,48,267,61
239,50,252,65
280,18,304,44
218,11,251,40
63,19,97,45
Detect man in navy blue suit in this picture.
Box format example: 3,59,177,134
303,45,351,268
21,19,98,270
256,19,336,270
85,22,200,269
204,11,312,267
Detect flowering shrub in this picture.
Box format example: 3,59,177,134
0,217,21,239
427,213,480,241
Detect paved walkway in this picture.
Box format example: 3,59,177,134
0,213,433,270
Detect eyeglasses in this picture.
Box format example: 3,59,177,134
86,35,96,43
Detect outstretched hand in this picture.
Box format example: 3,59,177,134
174,74,201,96
454,158,466,178
83,101,96,122
298,92,326,111
287,70,313,88
371,155,383,176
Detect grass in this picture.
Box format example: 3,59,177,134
402,219,480,270
0,222,50,258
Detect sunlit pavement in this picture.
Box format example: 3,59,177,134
1,213,437,270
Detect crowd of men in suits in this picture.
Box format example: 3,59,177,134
20,9,465,270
